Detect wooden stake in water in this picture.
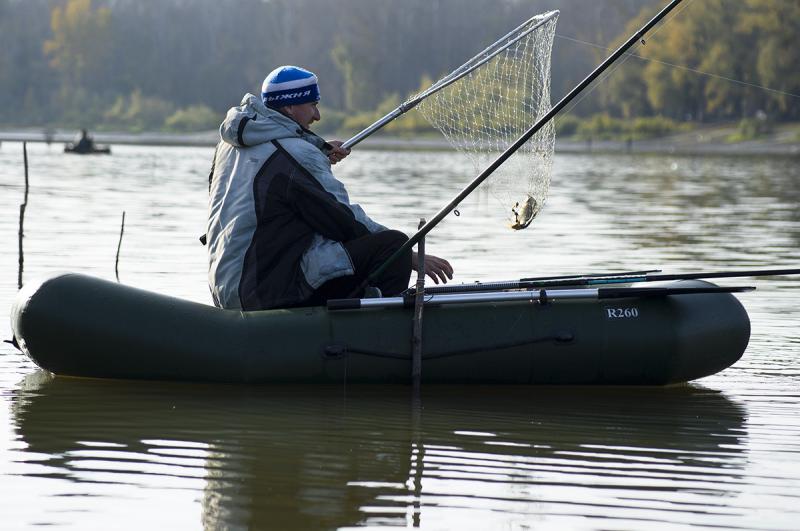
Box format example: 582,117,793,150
411,218,426,392
17,142,29,289
115,211,126,282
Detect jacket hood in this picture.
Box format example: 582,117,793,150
219,93,327,150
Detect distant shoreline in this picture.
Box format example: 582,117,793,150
1,127,798,157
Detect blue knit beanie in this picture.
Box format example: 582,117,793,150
261,66,320,109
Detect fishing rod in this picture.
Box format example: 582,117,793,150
414,269,660,295
351,0,686,297
329,284,753,311
417,267,800,295
521,269,661,282
621,267,800,283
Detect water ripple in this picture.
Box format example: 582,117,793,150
1,143,799,529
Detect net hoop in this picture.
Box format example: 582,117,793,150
414,11,559,229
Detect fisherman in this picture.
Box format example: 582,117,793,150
206,65,453,310
73,129,93,152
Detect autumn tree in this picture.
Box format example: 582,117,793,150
43,0,112,124
600,0,798,122
740,0,800,119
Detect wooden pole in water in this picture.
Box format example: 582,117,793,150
410,219,426,483
17,142,29,289
411,218,426,391
115,211,126,282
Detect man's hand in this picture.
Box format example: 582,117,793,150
412,252,454,285
327,140,351,165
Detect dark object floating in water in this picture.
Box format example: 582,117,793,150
64,143,111,155
64,129,111,155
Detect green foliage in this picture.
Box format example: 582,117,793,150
392,107,434,135
576,114,626,140
341,93,401,133
601,0,800,122
336,80,437,137
389,75,437,135
740,0,800,116
316,105,348,136
1,0,799,132
567,114,689,140
330,10,390,113
555,115,581,137
630,116,690,139
164,105,220,132
727,115,773,142
330,39,357,111
43,0,111,81
103,90,175,132
55,86,107,128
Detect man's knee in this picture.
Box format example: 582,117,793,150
380,230,411,267
377,229,409,249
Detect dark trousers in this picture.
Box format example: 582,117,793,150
307,230,411,304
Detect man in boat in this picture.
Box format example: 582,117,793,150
206,65,453,310
74,129,93,151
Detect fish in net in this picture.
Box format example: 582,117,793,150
413,11,558,230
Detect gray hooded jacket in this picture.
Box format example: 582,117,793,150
207,94,386,310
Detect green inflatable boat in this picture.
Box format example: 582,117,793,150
10,272,751,385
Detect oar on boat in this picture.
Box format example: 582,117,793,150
328,285,755,311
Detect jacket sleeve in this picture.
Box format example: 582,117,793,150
279,141,388,242
286,170,373,243
300,143,389,234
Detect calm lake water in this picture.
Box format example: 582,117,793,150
1,141,798,530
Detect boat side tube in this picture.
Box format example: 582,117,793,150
10,273,752,385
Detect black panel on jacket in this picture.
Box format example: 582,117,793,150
238,140,371,310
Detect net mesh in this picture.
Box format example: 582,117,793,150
413,12,558,230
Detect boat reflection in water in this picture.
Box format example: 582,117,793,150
13,372,748,528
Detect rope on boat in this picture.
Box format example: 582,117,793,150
323,332,574,362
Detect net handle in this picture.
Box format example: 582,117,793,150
341,10,560,150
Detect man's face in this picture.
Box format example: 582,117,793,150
285,102,320,129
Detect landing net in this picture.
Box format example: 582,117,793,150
414,11,559,230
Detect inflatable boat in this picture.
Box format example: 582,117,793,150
9,272,751,385
63,142,111,154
